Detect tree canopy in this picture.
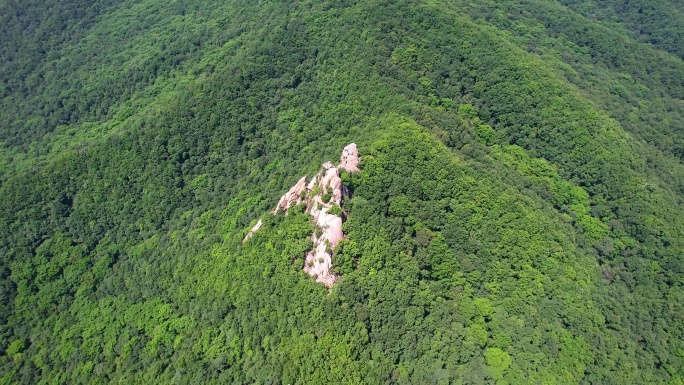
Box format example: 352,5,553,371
0,0,683,383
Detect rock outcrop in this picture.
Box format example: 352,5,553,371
241,219,262,243
272,176,307,214
339,143,360,172
244,143,360,287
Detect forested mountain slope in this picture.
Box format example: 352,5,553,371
0,0,682,383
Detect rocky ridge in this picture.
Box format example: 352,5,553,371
243,144,360,287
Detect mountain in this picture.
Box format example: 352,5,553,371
0,0,683,383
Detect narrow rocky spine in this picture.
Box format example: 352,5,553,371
244,143,360,287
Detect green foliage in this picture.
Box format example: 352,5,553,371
5,339,25,357
490,144,612,244
459,104,497,145
0,0,682,383
332,239,359,275
484,347,512,380
326,203,343,216
321,192,332,203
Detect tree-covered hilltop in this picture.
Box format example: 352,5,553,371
0,0,683,383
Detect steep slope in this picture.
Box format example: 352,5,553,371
0,0,682,383
557,0,684,60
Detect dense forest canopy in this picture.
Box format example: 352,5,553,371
0,0,683,383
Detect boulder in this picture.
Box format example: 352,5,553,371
339,143,360,172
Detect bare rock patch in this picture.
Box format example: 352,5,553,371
244,144,360,287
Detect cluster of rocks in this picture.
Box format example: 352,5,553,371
243,144,360,287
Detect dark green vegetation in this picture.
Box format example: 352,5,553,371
1,0,683,383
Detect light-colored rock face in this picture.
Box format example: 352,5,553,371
339,143,360,172
301,165,346,287
306,175,318,191
242,219,263,243
272,176,307,214
318,210,344,246
244,144,360,288
319,167,343,205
